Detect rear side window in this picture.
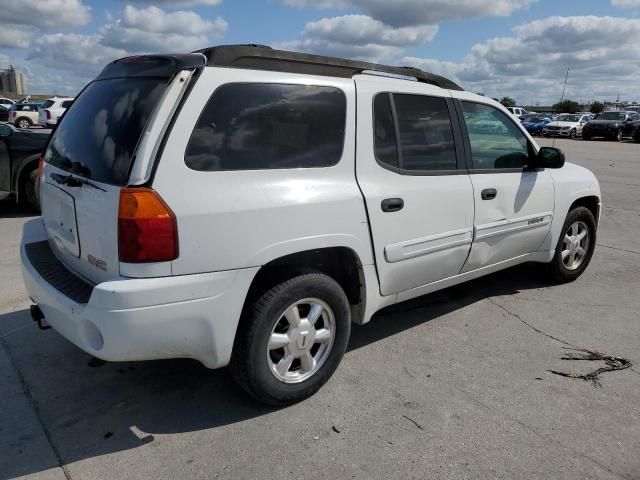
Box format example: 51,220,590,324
45,78,167,185
185,83,346,171
61,100,73,109
41,100,55,109
373,93,457,172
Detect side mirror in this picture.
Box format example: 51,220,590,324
530,147,565,169
0,124,11,137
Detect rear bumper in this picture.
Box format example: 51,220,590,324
20,218,258,369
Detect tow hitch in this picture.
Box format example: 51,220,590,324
30,305,51,330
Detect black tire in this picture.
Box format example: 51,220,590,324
582,133,591,140
615,129,623,142
23,169,40,212
16,117,32,129
569,128,576,139
548,206,596,283
230,272,351,405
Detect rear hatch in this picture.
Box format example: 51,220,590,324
40,58,202,288
39,100,54,125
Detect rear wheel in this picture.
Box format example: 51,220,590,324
22,169,40,212
230,272,351,405
16,117,31,129
548,207,596,283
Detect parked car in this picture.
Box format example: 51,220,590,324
21,46,601,405
465,112,507,134
0,123,49,210
0,104,9,122
38,97,74,128
8,103,40,129
582,111,640,141
521,116,551,136
506,106,528,118
0,97,15,109
542,114,593,138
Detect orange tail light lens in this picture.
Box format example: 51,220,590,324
118,188,178,263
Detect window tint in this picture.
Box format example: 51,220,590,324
46,77,168,185
461,102,529,169
373,94,398,168
373,93,457,172
61,101,73,109
185,83,346,171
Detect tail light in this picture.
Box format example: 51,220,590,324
37,156,44,183
45,110,51,120
10,111,15,118
118,188,178,263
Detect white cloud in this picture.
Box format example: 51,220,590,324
0,0,91,30
28,34,127,74
401,16,640,104
611,0,640,6
0,26,32,49
100,5,227,52
280,0,537,26
125,0,222,5
278,14,437,62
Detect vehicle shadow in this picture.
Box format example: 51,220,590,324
0,198,37,219
0,262,549,479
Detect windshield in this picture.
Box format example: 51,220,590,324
597,112,626,120
45,77,167,185
557,115,580,122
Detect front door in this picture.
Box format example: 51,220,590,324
355,76,474,296
454,98,555,271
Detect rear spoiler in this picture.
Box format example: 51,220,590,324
95,54,206,80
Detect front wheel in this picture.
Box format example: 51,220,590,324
23,169,40,212
615,129,623,142
569,128,576,139
230,273,351,405
548,207,596,283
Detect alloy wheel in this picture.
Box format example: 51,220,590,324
266,298,336,383
561,221,590,271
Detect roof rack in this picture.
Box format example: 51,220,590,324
193,44,463,91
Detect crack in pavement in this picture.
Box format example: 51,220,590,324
597,244,640,256
0,336,72,480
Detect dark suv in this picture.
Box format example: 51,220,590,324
582,111,640,141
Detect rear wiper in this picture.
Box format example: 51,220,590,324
50,173,107,192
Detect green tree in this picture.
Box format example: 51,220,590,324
589,101,605,114
552,99,580,113
499,96,517,108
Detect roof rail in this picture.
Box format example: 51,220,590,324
193,44,464,91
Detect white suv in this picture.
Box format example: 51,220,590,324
38,97,74,128
21,46,601,405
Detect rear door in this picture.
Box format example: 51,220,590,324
454,97,554,271
355,75,474,296
40,76,172,284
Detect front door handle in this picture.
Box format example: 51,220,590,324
381,198,404,212
481,188,497,200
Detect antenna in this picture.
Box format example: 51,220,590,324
553,68,570,148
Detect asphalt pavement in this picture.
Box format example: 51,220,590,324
1,138,639,479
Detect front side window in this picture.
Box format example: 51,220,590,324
185,83,346,171
461,101,530,169
373,93,457,172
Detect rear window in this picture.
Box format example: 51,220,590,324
41,100,55,109
45,78,167,185
185,83,346,171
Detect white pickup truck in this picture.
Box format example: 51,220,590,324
21,46,601,405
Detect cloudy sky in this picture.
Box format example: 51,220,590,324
1,0,639,104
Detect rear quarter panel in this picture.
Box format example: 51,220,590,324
152,67,373,275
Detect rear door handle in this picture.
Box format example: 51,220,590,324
481,188,497,200
381,198,404,212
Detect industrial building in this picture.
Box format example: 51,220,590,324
0,66,27,95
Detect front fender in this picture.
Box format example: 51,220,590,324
539,162,601,253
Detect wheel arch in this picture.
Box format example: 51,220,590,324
242,246,368,326
13,153,40,203
569,195,600,226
